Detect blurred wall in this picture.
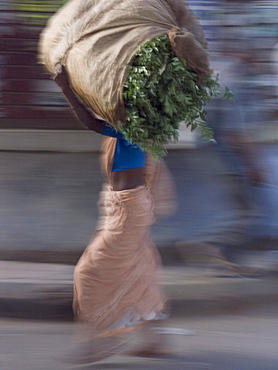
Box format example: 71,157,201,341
0,0,81,130
0,0,277,139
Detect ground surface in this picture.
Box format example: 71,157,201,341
1,305,278,370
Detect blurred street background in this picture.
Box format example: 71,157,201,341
0,0,278,369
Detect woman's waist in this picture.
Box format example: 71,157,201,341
98,184,155,226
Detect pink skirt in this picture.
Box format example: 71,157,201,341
73,184,166,337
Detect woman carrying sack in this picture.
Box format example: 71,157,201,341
53,65,176,364
40,0,210,363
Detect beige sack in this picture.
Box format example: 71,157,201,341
39,0,210,126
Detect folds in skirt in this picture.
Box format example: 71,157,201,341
73,137,176,338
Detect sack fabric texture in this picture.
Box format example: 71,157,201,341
39,0,210,126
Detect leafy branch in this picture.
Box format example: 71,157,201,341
120,35,228,158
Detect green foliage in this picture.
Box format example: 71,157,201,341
120,35,223,158
12,0,63,12
11,0,66,25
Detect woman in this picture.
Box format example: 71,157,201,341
53,65,176,363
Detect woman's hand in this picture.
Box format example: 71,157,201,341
52,64,70,90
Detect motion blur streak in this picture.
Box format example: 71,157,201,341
0,1,278,369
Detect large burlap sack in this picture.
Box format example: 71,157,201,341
39,0,210,126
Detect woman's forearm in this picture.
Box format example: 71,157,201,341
61,85,104,133
53,65,105,133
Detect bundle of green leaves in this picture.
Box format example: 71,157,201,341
120,35,229,159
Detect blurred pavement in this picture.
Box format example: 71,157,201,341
2,311,278,370
1,259,278,321
0,144,278,321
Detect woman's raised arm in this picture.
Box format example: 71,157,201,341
53,65,105,133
